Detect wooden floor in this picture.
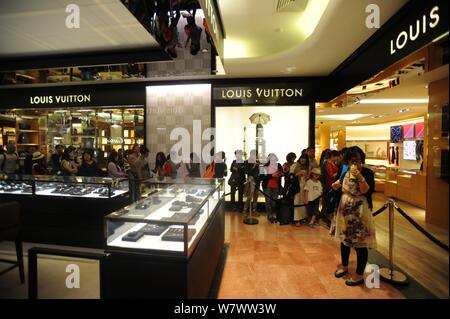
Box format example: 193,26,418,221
371,192,449,298
218,193,449,299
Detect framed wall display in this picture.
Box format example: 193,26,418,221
346,140,389,159
403,123,415,139
390,125,403,143
415,122,425,138
403,140,417,160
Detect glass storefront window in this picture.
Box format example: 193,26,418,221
0,107,144,168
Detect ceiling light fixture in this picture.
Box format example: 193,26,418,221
317,114,369,121
359,98,428,104
284,66,297,73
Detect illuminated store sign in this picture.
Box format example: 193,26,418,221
29,94,91,105
107,137,124,145
220,88,303,99
213,83,312,105
390,6,441,55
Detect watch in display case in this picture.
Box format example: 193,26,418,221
0,178,33,194
161,227,196,242
34,176,129,198
122,231,144,242
0,175,129,198
140,223,168,236
105,178,224,256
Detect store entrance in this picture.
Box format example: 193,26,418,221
215,105,310,208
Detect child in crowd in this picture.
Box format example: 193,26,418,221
304,167,323,228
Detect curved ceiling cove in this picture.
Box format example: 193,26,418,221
222,0,330,59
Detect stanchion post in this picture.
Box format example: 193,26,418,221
243,180,258,225
379,198,408,285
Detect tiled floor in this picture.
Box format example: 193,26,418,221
218,191,449,299
0,192,447,299
218,212,405,299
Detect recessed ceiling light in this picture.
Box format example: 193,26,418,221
399,108,411,113
359,98,428,104
284,66,297,73
371,115,383,119
317,114,369,121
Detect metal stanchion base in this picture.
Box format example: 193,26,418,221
379,268,409,285
243,217,259,225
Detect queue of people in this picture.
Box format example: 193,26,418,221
1,140,376,286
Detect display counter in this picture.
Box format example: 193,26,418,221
368,166,426,208
0,174,130,247
102,178,225,298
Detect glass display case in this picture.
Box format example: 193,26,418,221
0,174,129,198
0,175,34,194
105,178,224,257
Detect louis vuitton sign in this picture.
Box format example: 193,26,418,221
213,83,312,105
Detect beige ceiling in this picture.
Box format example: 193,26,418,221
0,0,159,58
218,0,408,77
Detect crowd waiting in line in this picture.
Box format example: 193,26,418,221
1,141,375,286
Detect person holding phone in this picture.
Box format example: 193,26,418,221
333,146,376,286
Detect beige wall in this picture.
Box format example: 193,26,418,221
426,77,449,227
146,84,212,176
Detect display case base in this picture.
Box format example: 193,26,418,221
101,200,225,298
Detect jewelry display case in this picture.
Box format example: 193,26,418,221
0,175,34,194
0,175,130,248
105,178,223,257
0,174,129,198
102,178,226,299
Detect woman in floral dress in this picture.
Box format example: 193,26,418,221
333,147,376,286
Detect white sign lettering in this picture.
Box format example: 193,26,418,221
29,94,91,105
390,6,440,55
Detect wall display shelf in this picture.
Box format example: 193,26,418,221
102,178,225,298
347,140,389,159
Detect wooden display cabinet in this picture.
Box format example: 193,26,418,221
383,170,426,209
16,117,41,154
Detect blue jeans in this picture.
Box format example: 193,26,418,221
264,187,279,217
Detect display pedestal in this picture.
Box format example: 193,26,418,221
101,200,225,298
379,268,409,285
243,217,258,225
0,193,129,248
243,190,259,225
